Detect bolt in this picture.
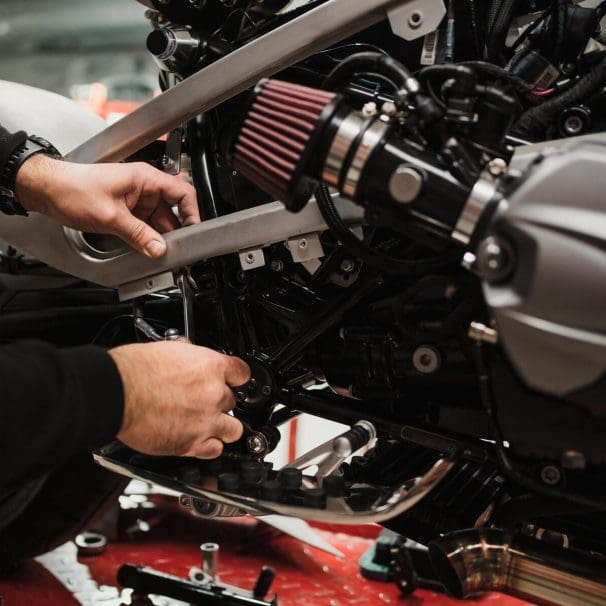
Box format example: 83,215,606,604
408,10,423,28
261,385,272,397
561,450,586,470
270,259,284,272
298,239,308,249
381,101,398,117
412,345,441,374
461,252,477,272
340,259,355,273
246,434,267,455
468,322,499,345
563,115,584,136
487,157,508,178
476,236,515,283
540,465,561,486
245,252,256,264
362,102,378,117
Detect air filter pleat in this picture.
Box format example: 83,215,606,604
233,79,337,206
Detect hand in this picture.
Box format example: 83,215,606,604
15,155,200,258
108,341,251,459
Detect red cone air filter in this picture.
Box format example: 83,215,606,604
233,79,338,211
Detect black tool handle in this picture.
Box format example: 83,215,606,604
118,564,273,606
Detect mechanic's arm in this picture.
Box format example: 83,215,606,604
0,126,248,495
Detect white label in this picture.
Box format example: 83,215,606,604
420,30,439,65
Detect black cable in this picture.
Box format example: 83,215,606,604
487,0,521,65
322,52,416,108
460,60,533,92
474,342,606,511
314,184,453,276
510,9,550,53
512,54,606,138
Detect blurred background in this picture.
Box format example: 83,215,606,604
0,0,159,121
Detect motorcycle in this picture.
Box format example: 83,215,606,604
1,1,605,603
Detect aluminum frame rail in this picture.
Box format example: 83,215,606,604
68,0,413,163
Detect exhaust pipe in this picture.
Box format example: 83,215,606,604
429,529,606,606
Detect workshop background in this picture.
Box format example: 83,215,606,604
0,2,531,605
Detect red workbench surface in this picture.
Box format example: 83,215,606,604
0,509,532,605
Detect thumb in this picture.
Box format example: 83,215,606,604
113,210,167,258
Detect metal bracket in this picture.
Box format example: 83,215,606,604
286,233,324,263
239,248,266,271
118,271,176,301
162,126,183,175
388,0,446,41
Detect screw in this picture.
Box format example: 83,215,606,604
540,465,561,486
408,10,423,28
362,102,378,117
270,259,284,272
298,239,308,249
245,252,256,264
468,322,498,345
261,385,272,397
476,236,514,283
246,433,268,455
412,345,441,374
487,158,508,178
563,115,584,136
340,259,355,273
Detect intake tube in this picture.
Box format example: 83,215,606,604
429,529,606,606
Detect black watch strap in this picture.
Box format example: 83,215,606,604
0,135,62,217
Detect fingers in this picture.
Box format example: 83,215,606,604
213,413,244,443
224,356,252,387
189,438,224,460
149,201,181,234
112,210,167,258
146,169,200,226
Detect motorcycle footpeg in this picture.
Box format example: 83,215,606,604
94,426,456,525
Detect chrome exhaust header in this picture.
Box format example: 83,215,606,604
429,529,606,606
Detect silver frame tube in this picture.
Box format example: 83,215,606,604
68,0,410,163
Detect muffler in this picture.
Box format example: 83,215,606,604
429,529,606,606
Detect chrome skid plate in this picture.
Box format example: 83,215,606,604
94,430,456,525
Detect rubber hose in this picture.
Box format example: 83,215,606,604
315,184,452,276
322,52,415,107
487,0,521,64
513,56,606,139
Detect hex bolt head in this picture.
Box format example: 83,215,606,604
487,157,508,177
540,465,562,486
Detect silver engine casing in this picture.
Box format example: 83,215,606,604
486,135,606,402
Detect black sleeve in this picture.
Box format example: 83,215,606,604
0,341,124,494
0,124,28,180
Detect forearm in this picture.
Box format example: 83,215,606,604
0,341,124,495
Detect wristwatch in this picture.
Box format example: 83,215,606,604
0,135,62,216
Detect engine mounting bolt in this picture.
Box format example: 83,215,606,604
487,157,508,178
540,465,562,486
412,345,441,374
270,259,284,272
561,450,586,470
